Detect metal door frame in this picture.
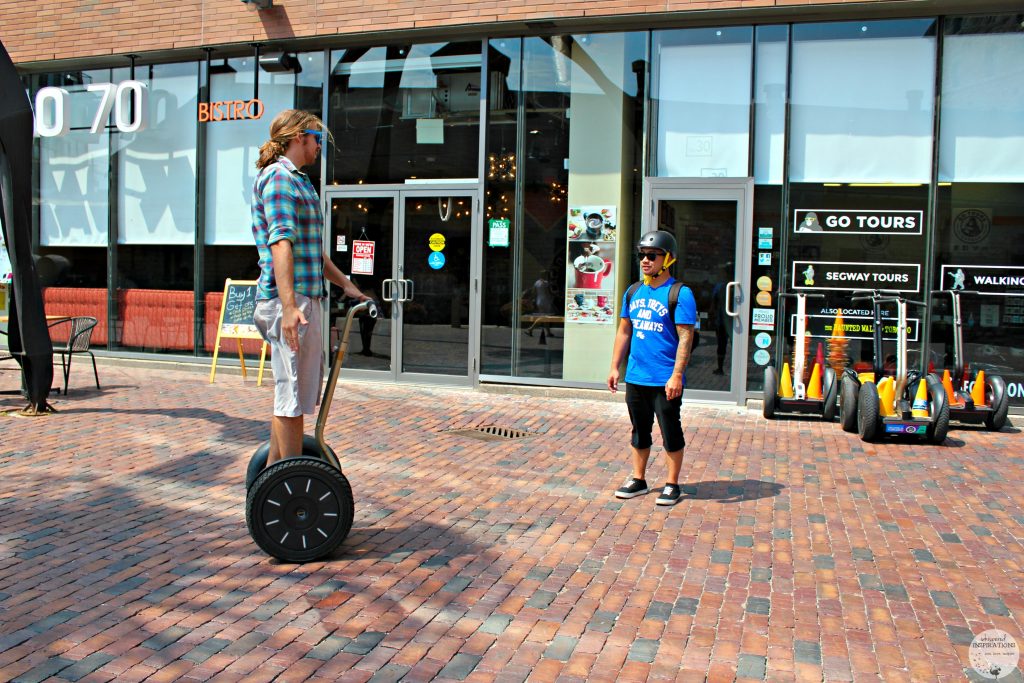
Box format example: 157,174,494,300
322,183,481,386
642,177,754,406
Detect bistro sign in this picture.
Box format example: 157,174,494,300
794,209,923,235
198,99,264,122
792,261,920,292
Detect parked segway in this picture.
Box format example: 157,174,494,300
932,289,1009,431
763,291,838,420
245,299,378,563
841,290,948,444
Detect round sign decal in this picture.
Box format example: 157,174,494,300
755,333,772,349
428,251,446,270
756,275,772,292
428,233,446,251
753,349,770,366
756,291,772,307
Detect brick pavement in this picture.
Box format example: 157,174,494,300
0,362,1022,682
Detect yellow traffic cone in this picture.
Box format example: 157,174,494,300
877,377,895,417
911,378,930,418
779,363,794,398
807,362,823,400
941,370,960,406
971,370,987,407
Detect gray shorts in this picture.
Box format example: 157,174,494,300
253,294,324,418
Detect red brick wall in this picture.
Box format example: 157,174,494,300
2,0,895,65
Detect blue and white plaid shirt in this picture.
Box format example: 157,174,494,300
251,156,324,300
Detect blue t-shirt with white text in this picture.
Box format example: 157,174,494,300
621,278,698,386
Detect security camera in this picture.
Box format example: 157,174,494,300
241,0,273,9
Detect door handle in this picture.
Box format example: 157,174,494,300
403,279,414,302
725,281,740,317
382,279,395,302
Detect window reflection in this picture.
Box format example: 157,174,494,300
327,42,482,184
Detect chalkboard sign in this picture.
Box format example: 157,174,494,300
219,280,262,339
209,279,268,386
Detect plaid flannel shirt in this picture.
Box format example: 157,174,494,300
252,156,325,300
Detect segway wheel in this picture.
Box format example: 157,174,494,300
822,367,838,422
925,374,950,445
246,456,354,563
763,366,778,419
857,381,880,442
839,375,859,433
984,375,1009,431
246,435,341,490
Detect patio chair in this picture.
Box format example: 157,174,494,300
52,316,100,394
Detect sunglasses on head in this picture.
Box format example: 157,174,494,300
304,129,323,145
638,250,664,261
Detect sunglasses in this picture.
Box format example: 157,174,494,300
638,250,665,261
304,129,323,145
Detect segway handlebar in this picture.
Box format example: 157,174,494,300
315,298,379,448
933,289,980,296
778,291,825,300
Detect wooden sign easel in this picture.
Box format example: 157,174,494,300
209,279,269,386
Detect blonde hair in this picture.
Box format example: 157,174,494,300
255,109,331,170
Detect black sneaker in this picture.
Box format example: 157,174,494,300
655,484,682,506
615,478,649,499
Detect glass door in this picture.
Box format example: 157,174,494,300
397,191,476,383
325,187,478,385
645,179,753,404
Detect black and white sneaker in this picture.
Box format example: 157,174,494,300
615,478,649,499
655,484,682,506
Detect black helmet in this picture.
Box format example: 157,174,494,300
636,230,677,256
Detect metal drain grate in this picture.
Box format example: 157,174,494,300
444,425,536,441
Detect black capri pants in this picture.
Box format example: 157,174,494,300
625,383,685,452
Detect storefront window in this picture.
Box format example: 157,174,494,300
327,42,481,184
36,70,112,346
482,33,646,384
200,53,316,356
931,14,1024,406
785,20,936,381
652,27,752,178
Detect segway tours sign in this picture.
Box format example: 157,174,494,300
792,261,920,293
940,265,1024,297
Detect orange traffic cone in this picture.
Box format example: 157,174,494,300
779,363,794,398
877,377,895,417
941,370,960,406
911,378,930,418
971,370,987,407
807,362,823,400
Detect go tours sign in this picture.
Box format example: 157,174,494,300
794,209,923,235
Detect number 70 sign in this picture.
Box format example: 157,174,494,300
34,80,149,137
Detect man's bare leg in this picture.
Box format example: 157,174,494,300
631,446,651,480
665,449,683,485
268,415,304,467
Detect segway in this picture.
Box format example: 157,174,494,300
245,299,378,563
840,290,948,444
763,291,838,421
932,289,1009,431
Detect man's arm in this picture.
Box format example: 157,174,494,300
607,317,632,393
270,238,304,352
323,255,367,300
665,324,694,400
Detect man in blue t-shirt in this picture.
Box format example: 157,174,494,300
607,230,697,506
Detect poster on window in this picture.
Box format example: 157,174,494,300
351,240,375,275
565,206,617,325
